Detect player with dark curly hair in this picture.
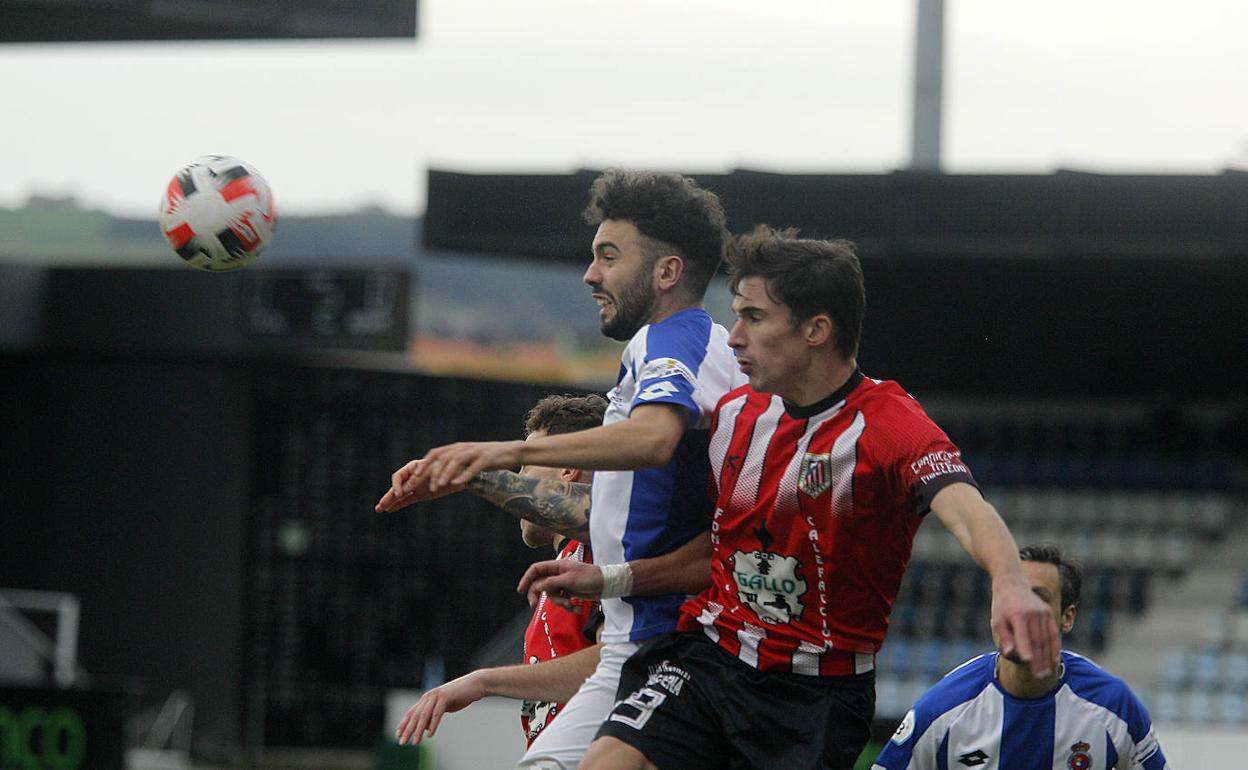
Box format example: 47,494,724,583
582,170,728,335
379,170,744,769
526,226,1059,770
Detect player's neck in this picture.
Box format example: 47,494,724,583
995,653,1062,699
645,292,702,327
781,357,858,409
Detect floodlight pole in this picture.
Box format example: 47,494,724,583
911,0,945,171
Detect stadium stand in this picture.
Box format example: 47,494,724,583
875,398,1247,725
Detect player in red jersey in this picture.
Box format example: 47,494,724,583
395,394,606,747
520,535,599,745
525,226,1060,770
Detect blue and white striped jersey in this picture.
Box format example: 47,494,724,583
590,307,742,644
873,651,1168,770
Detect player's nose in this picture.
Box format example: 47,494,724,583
582,260,601,287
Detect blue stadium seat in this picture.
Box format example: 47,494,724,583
877,637,912,679
1224,650,1248,689
874,676,904,718
917,639,946,680
1159,647,1190,690
1217,691,1248,726
1152,689,1183,724
1126,569,1150,615
1191,646,1223,690
890,603,917,639
1083,608,1111,651
1087,569,1117,611
1184,690,1216,723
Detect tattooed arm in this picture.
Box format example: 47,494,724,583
467,471,591,542
375,460,591,541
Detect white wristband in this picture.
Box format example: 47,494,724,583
598,562,634,599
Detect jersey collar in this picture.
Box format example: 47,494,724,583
991,651,1068,701
782,368,864,419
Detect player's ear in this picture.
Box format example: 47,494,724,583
561,467,582,483
805,313,834,348
1060,604,1077,634
654,254,684,291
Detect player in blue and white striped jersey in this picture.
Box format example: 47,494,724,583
380,170,742,769
873,544,1168,770
590,303,740,645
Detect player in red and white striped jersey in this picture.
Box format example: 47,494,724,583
565,226,1060,770
678,367,974,674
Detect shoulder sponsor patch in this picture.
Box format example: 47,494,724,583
910,450,969,484
638,357,696,385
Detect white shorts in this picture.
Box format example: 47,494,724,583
516,640,639,770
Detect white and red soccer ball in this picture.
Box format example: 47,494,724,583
159,155,276,271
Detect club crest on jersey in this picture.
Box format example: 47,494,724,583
731,550,806,624
798,452,833,498
1066,741,1093,770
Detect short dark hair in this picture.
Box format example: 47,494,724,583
524,393,608,437
1019,543,1083,611
726,225,865,360
583,170,728,299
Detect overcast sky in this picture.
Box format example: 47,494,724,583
1,0,1245,217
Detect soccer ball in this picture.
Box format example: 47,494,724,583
158,155,276,271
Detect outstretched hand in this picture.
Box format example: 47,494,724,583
375,459,465,512
418,440,525,492
991,580,1060,678
517,559,605,610
394,671,487,746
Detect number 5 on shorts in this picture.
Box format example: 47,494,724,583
608,686,667,730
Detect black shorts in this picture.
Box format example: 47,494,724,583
596,632,874,770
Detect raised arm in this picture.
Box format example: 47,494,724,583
930,482,1059,678
416,403,687,492
375,461,592,542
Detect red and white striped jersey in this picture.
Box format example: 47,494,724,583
677,370,976,675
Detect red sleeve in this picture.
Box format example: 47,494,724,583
905,439,977,516
873,398,977,516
